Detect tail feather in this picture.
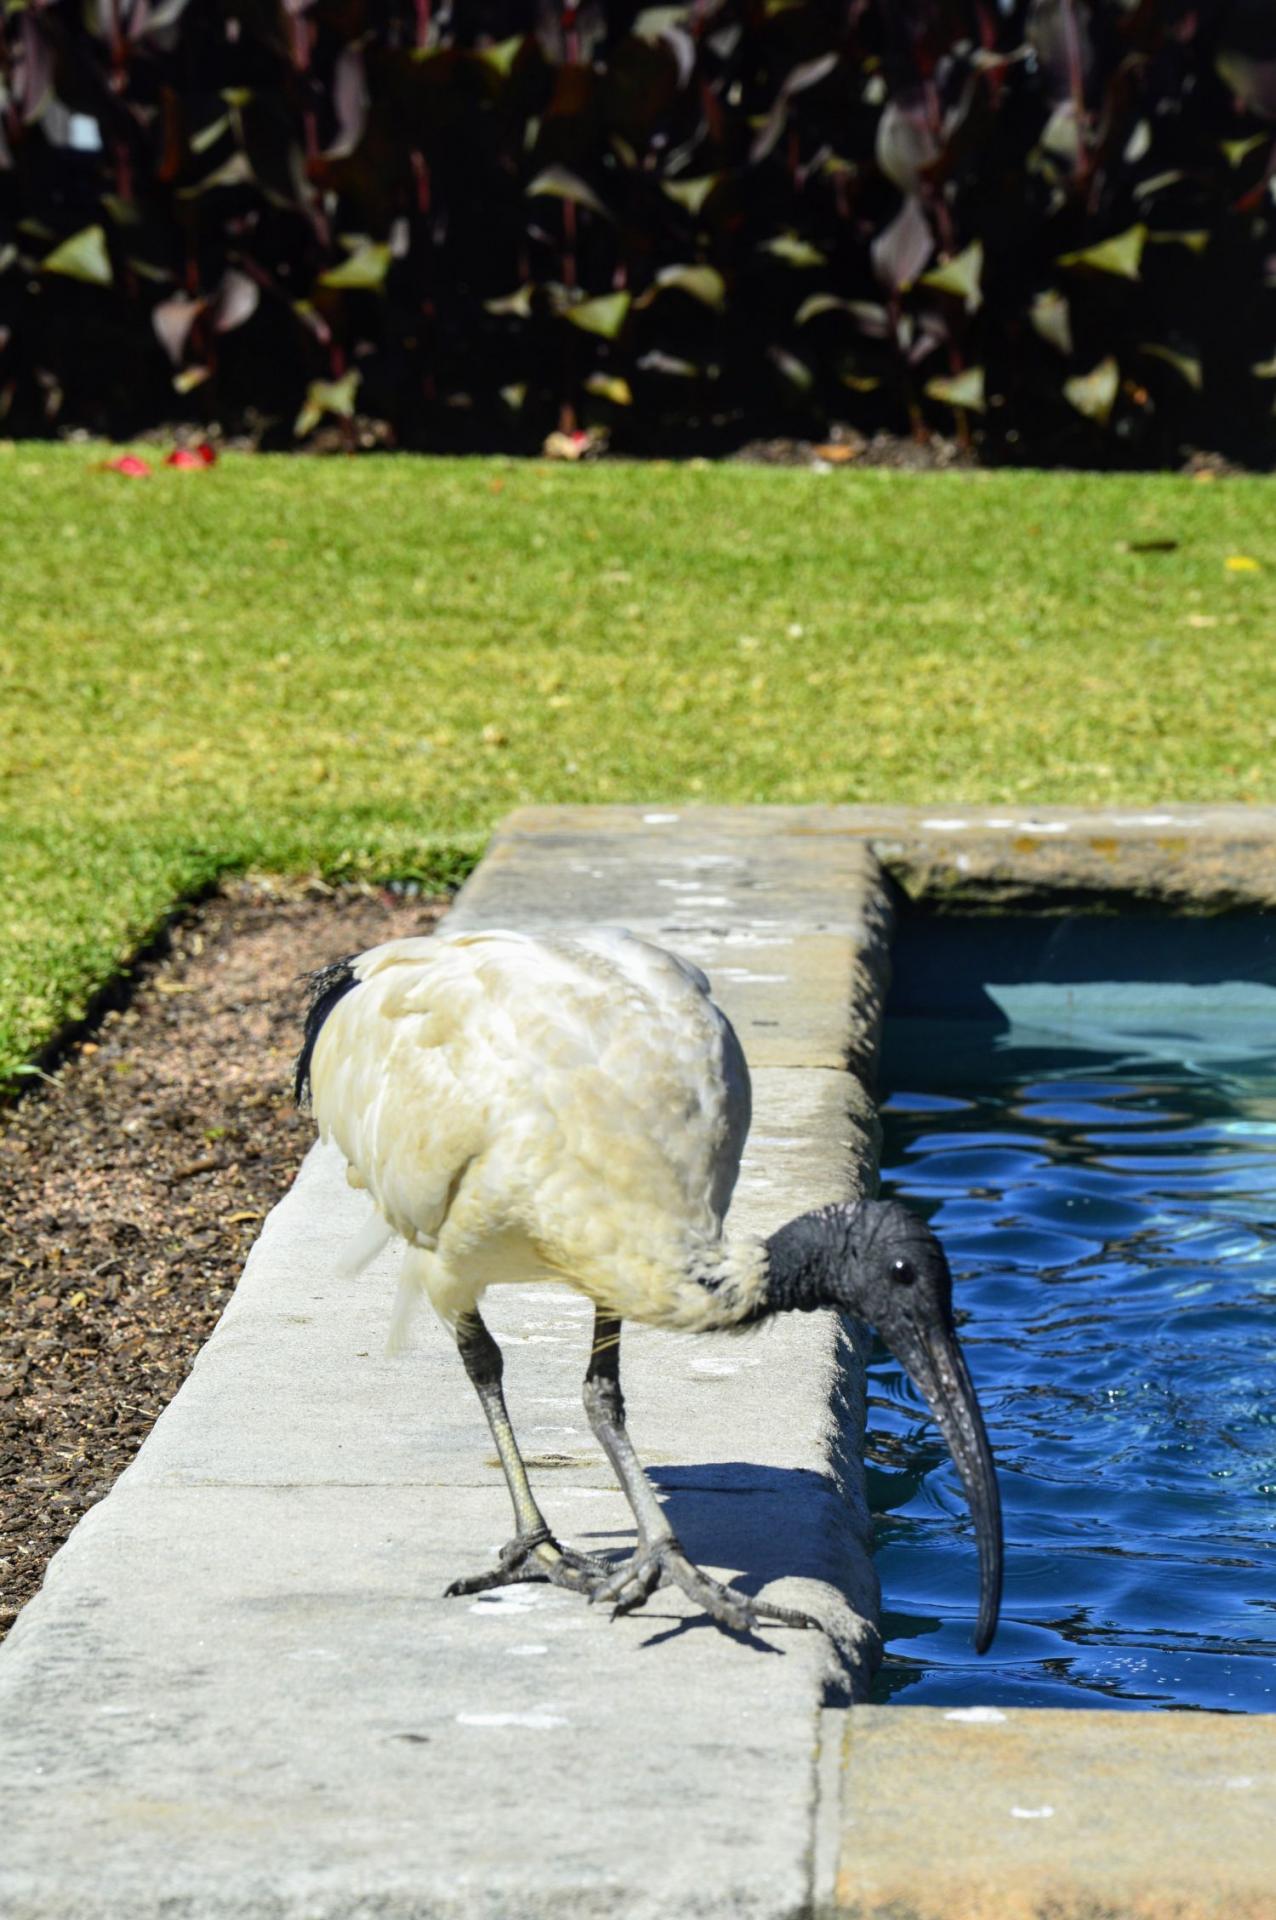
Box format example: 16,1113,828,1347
334,1208,396,1280
387,1246,434,1354
294,955,360,1106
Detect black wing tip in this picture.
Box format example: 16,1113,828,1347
294,955,360,1107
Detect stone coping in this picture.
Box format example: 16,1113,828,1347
814,1705,1276,1920
501,803,1276,912
0,806,893,1920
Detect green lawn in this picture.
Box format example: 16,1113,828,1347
3,444,1275,1086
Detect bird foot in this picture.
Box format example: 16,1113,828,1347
445,1527,613,1598
591,1537,819,1637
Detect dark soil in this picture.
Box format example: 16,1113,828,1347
59,418,1254,474
729,424,973,469
0,882,446,1639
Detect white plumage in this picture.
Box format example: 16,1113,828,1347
297,921,1004,1643
309,927,765,1339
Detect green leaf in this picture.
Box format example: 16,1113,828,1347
769,347,812,391
1221,134,1268,166
42,225,112,286
585,372,633,406
1139,343,1202,391
795,294,855,325
172,365,213,394
1064,356,1120,425
1029,288,1072,357
190,115,230,156
924,365,986,412
1145,230,1210,255
474,35,523,77
1215,50,1276,120
101,194,142,229
919,240,984,313
294,370,361,438
319,242,392,291
1252,354,1276,379
637,349,700,378
634,6,690,35
653,263,725,309
661,176,720,216
527,167,608,218
177,152,254,199
484,285,535,318
1133,169,1187,200
126,257,174,286
758,232,827,268
1058,225,1146,280
563,291,631,339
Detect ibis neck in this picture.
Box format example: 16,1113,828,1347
751,1204,853,1320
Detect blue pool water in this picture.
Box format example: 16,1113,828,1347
869,917,1276,1713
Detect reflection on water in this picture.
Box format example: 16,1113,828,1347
870,1019,1276,1713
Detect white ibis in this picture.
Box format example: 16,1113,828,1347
296,926,1003,1648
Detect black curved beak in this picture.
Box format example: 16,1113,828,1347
889,1321,1003,1654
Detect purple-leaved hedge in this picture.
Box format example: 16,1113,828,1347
1,1,1273,461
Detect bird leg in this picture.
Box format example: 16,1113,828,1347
444,1308,611,1597
581,1312,817,1636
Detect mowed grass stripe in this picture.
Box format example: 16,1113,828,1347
2,446,1274,1083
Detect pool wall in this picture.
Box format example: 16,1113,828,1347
828,804,1276,1914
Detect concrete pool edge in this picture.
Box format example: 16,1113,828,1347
501,803,1276,913
813,1704,1276,1919
840,801,1276,914
0,806,893,1919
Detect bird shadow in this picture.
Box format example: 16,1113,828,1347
575,1460,848,1653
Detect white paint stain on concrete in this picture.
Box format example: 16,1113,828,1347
944,1707,1007,1724
468,1588,544,1615
1010,1805,1055,1819
642,812,680,823
507,1645,550,1658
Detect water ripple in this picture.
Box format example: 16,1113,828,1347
871,1042,1276,1712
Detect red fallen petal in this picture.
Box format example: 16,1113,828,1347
166,443,217,469
103,455,152,476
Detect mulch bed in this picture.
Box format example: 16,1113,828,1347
0,882,446,1638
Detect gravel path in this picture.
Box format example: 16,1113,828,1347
0,882,445,1637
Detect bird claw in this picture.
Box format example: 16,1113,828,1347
591,1538,820,1637
445,1530,613,1598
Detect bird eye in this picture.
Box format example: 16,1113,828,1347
890,1258,916,1286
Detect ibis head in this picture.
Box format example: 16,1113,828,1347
762,1197,1004,1654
